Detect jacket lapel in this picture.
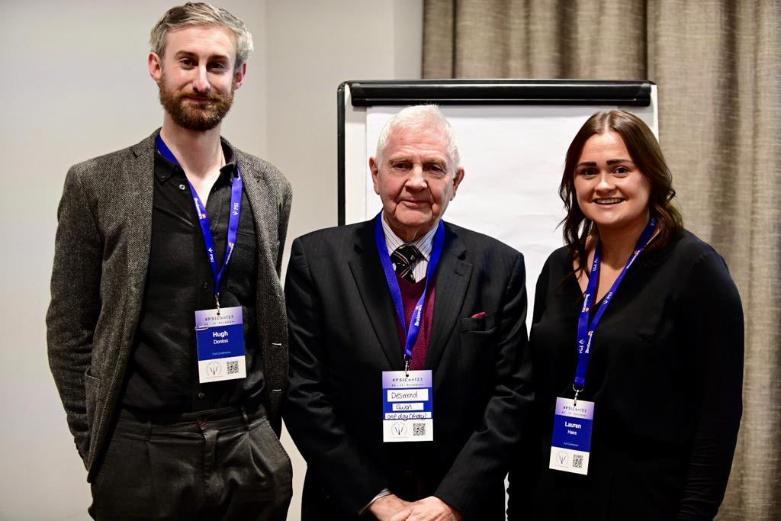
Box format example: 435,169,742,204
237,149,287,345
124,134,156,344
236,151,279,285
426,224,472,370
348,223,405,369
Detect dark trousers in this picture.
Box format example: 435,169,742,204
89,406,292,521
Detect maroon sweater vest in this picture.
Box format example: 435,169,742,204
395,274,436,370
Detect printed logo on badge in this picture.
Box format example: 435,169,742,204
549,397,594,475
382,370,433,443
194,306,247,383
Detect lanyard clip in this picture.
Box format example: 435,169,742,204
404,358,410,378
572,384,583,407
215,293,221,315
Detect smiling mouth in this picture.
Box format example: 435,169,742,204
593,198,624,205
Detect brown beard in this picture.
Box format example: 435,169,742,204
158,74,235,131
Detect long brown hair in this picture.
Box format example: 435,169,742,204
559,110,683,271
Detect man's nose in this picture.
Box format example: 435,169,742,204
192,66,211,94
405,164,427,190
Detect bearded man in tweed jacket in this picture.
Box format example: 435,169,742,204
46,4,292,520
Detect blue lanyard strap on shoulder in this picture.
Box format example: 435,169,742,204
156,135,243,307
374,214,445,370
573,218,657,395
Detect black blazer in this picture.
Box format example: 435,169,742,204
284,219,533,520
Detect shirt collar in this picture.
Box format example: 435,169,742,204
154,132,238,183
380,212,437,261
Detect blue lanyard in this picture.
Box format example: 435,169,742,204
573,218,657,395
156,135,243,306
374,213,445,370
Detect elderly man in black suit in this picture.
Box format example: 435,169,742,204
47,4,292,520
284,105,533,521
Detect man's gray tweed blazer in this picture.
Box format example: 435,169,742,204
46,131,292,479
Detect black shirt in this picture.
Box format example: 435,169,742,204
122,139,264,412
509,230,744,521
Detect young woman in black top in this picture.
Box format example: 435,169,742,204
509,110,743,521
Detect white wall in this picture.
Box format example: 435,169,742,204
266,0,423,245
0,1,421,519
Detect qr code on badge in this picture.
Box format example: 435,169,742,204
226,361,239,375
573,454,584,469
413,423,426,436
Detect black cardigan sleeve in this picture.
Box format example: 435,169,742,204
676,250,744,520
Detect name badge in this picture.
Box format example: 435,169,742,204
194,306,246,383
549,397,594,475
382,370,433,442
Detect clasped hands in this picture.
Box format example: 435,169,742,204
370,494,462,521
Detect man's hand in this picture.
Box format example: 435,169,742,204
389,496,462,521
369,493,412,521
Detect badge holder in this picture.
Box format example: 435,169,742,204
549,389,594,475
382,365,434,442
195,301,246,383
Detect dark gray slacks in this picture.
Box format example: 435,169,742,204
89,407,292,521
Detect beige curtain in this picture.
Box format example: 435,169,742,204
423,1,780,520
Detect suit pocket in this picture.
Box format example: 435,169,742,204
84,370,101,428
460,313,497,335
248,418,293,500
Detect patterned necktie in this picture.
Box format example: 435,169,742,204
391,244,422,283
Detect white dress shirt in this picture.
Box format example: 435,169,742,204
381,213,438,282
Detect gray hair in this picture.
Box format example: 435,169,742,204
375,105,461,169
150,2,254,67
